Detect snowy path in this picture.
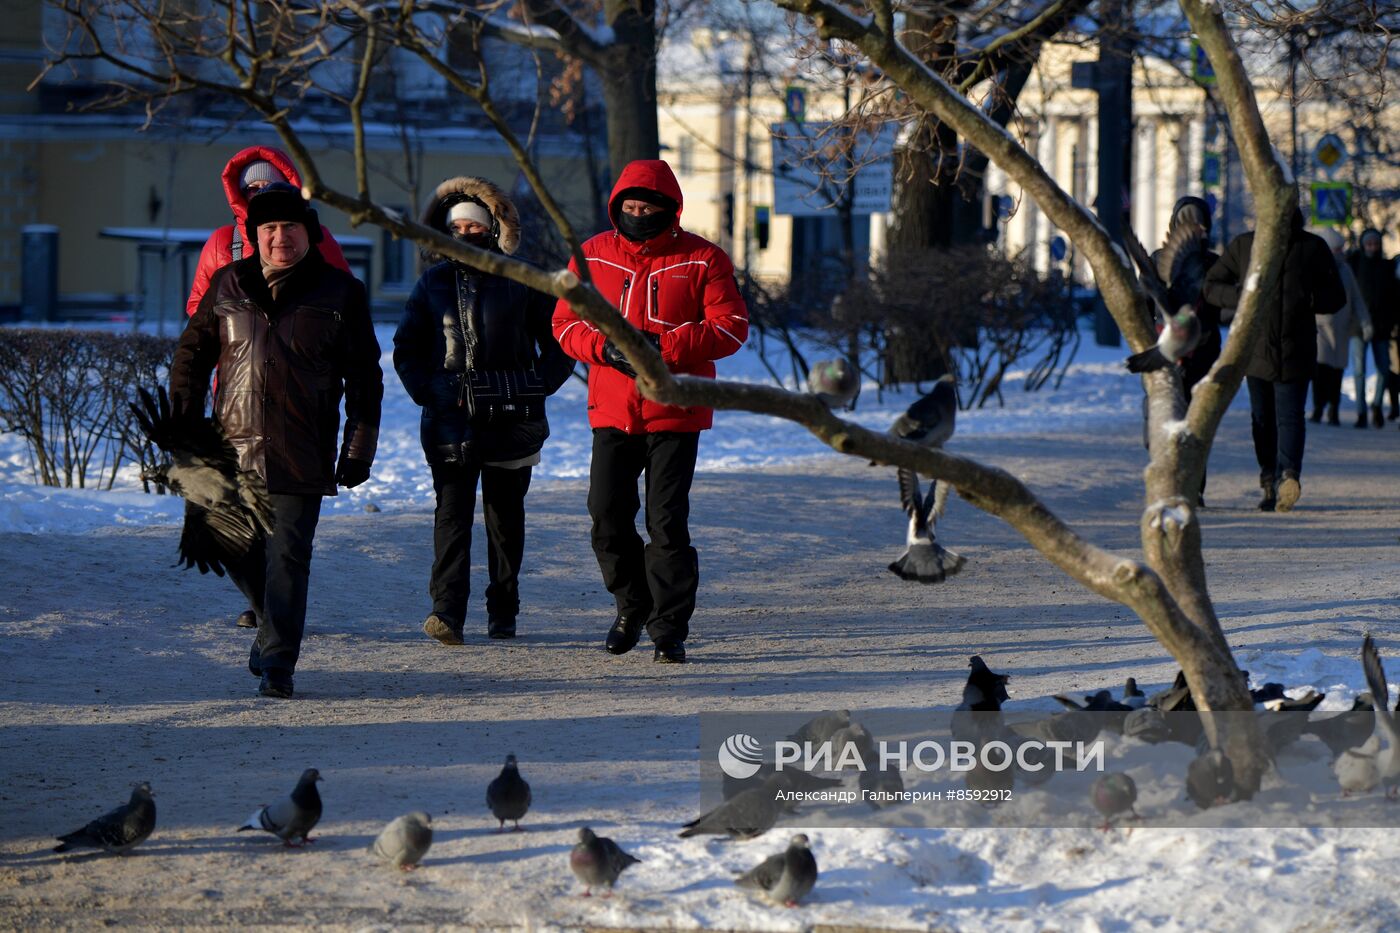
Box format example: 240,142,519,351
1,403,1399,930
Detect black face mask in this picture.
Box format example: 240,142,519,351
617,210,674,243
453,231,495,252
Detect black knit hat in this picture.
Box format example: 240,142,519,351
244,182,323,245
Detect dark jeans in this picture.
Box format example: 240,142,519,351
429,461,532,626
588,428,700,646
1246,376,1308,483
229,493,323,672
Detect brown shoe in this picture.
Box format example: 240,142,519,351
423,613,464,646
1276,473,1301,512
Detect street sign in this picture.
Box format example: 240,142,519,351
784,86,806,125
1312,133,1348,177
1049,236,1067,262
1191,39,1216,85
1311,181,1352,226
1202,151,1222,188
770,121,897,216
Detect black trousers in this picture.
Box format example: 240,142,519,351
1247,376,1308,482
588,428,700,646
1312,364,1343,414
229,493,323,672
429,461,533,626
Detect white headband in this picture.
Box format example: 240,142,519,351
448,201,493,228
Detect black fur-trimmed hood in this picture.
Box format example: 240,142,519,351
421,176,521,258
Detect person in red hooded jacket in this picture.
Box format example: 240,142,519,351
185,146,351,318
552,159,749,664
186,146,352,630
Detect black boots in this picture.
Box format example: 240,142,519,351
1309,408,1323,423
604,614,644,655
1355,411,1368,428
1258,478,1277,512
653,641,687,664
487,616,517,640
1328,405,1340,426
1373,405,1385,428
259,668,294,699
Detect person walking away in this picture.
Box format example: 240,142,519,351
1345,229,1398,427
170,184,383,698
393,177,573,644
1202,208,1345,512
551,159,749,663
1310,228,1370,426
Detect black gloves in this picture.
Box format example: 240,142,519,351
601,333,663,378
335,457,372,488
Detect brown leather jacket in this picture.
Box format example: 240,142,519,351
171,249,383,495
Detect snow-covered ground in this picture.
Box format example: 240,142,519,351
2,321,1399,930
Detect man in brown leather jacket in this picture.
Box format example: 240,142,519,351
171,183,383,698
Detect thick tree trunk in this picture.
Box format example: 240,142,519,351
599,0,660,183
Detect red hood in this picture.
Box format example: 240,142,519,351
220,146,304,223
608,159,684,235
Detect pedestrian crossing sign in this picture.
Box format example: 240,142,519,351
1310,182,1352,226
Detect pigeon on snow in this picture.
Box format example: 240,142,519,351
807,357,859,410
370,811,433,870
238,768,322,846
1337,636,1400,796
129,386,274,576
886,376,963,584
952,655,1010,744
735,833,818,907
53,782,156,854
1186,749,1234,809
681,772,794,839
570,827,641,896
1121,678,1148,709
1091,773,1138,830
487,753,531,832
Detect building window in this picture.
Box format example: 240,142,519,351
382,207,411,286
677,136,694,175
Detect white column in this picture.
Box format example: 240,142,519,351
1033,117,1058,273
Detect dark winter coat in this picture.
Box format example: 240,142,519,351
393,261,573,465
1202,215,1346,383
1346,239,1398,339
551,159,749,434
170,248,384,495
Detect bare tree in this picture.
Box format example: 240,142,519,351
40,0,1329,786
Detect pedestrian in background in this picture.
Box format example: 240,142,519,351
1310,228,1371,427
1346,229,1398,427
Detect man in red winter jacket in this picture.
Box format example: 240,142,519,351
552,159,749,663
185,145,351,318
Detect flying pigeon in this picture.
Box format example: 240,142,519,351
1091,772,1138,830
1305,694,1376,759
1155,217,1213,315
238,768,322,846
1360,635,1400,797
487,754,531,832
370,811,433,870
680,772,792,839
53,782,156,855
886,376,963,583
1125,307,1202,374
807,358,859,410
129,386,274,576
1185,749,1234,809
735,834,818,907
570,827,641,896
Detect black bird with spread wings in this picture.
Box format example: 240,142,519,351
129,386,274,576
1122,221,1205,373
888,376,964,583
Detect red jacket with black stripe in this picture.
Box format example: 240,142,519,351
552,160,749,434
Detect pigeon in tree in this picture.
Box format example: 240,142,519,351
1360,635,1400,797
487,754,531,832
1125,308,1202,374
129,386,274,576
887,376,964,583
370,812,433,870
53,782,156,855
570,827,641,896
735,834,818,907
1185,748,1234,809
238,768,322,846
807,358,859,410
1121,222,1203,374
1091,773,1139,831
680,772,793,839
